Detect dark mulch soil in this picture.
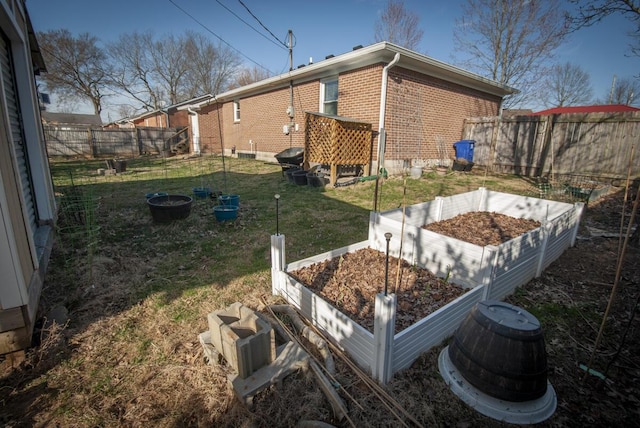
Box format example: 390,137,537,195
423,211,541,246
289,212,541,333
289,248,467,333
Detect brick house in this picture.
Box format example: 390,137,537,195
1,2,57,356
180,42,515,174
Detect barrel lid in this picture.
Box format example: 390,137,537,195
477,300,540,331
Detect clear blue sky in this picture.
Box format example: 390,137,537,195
26,0,639,120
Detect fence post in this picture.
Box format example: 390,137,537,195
373,292,397,384
270,234,286,295
88,128,96,158
134,128,141,156
488,115,501,172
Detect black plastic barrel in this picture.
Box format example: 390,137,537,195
448,300,548,402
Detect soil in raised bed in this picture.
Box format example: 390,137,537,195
289,212,542,333
289,247,467,333
423,211,541,246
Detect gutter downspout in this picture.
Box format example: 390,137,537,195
377,52,400,176
373,52,400,212
187,107,200,155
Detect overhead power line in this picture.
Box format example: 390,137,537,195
214,0,286,50
237,0,289,48
168,0,272,73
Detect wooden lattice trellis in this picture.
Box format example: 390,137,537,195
304,112,373,185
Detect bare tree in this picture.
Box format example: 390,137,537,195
109,31,240,111
609,76,640,105
108,31,165,111
148,33,193,105
567,0,640,56
540,62,593,107
183,32,242,97
229,65,272,89
109,32,191,110
36,29,110,115
454,0,569,107
373,0,424,50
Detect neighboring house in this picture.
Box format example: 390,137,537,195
1,2,57,356
181,42,515,173
41,111,102,127
531,104,640,116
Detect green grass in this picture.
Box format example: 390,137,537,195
25,156,559,426
49,157,536,296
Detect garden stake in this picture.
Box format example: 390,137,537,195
274,194,280,235
582,183,640,382
617,144,634,257
395,179,407,293
384,232,392,296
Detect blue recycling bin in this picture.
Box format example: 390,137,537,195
453,140,475,163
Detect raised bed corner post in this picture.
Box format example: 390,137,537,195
478,187,488,211
435,196,444,221
373,293,396,384
270,234,286,296
535,222,552,278
271,194,286,296
571,202,586,247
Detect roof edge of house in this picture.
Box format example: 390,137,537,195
195,41,516,106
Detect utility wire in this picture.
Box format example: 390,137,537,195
237,0,289,47
168,0,272,73
214,0,286,50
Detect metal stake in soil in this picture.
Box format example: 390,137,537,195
384,232,392,296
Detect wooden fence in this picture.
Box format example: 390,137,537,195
44,125,188,158
462,112,640,179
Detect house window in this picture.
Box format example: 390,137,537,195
320,77,338,115
233,100,240,122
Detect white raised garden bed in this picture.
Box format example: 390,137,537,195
270,188,584,383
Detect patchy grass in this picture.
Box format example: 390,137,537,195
4,155,634,427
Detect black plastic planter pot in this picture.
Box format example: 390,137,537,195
285,166,301,182
147,194,193,223
292,170,308,185
306,172,326,187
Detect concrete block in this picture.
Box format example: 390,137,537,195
207,302,276,379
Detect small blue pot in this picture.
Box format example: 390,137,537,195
193,187,212,199
218,194,240,206
213,205,238,222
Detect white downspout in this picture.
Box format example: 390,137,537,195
187,107,200,155
377,52,400,174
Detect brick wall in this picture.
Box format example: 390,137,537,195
194,64,501,169
198,103,222,154
385,68,500,164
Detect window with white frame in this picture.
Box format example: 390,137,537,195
320,77,338,115
233,100,240,122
